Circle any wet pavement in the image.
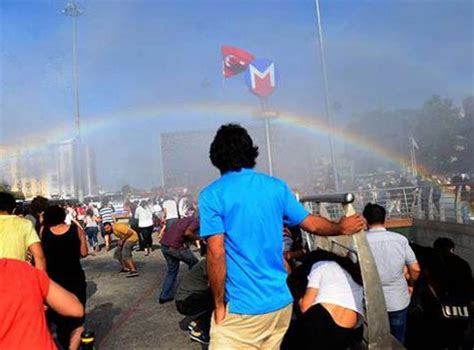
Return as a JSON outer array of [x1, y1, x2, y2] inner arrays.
[[82, 240, 205, 350]]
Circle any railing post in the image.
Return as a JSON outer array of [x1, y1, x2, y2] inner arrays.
[[428, 188, 434, 220], [439, 187, 446, 222], [415, 189, 423, 219], [317, 202, 332, 251], [455, 186, 463, 224], [402, 188, 409, 218]]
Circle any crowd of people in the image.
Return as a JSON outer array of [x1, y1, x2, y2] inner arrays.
[[1, 123, 473, 349]]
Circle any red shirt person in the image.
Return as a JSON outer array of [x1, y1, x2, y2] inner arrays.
[[0, 259, 84, 350]]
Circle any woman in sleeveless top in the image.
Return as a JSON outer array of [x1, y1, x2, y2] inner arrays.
[[42, 205, 88, 350]]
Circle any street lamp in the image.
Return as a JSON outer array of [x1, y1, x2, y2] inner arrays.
[[313, 0, 340, 192], [63, 1, 83, 200]]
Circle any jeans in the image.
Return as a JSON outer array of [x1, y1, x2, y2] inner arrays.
[[388, 307, 408, 345], [159, 246, 198, 300], [85, 227, 99, 248]]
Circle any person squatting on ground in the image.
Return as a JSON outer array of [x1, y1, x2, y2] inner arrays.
[[175, 258, 212, 345], [0, 258, 84, 350], [103, 222, 140, 278], [159, 216, 200, 304], [363, 203, 421, 344], [41, 205, 88, 350], [198, 124, 365, 349], [0, 191, 46, 271]]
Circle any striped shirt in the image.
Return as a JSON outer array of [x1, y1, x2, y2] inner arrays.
[[99, 207, 114, 224]]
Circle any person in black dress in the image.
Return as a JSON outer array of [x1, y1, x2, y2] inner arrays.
[[42, 205, 88, 350]]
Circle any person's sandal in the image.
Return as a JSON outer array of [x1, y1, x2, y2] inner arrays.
[[126, 271, 139, 278]]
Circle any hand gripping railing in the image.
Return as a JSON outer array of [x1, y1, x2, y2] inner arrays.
[[300, 193, 404, 350]]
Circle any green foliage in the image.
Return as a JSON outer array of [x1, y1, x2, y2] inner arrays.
[[414, 95, 464, 174], [344, 94, 472, 175], [0, 183, 25, 200]]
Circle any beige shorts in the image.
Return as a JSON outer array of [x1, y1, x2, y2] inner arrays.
[[209, 303, 292, 350]]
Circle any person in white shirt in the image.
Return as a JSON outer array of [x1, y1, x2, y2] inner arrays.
[[162, 197, 179, 227], [299, 254, 364, 350], [135, 200, 154, 256], [152, 200, 163, 219]]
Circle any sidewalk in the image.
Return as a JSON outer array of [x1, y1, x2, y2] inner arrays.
[[82, 244, 204, 349]]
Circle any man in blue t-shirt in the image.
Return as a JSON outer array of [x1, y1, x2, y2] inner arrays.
[[199, 124, 365, 349]]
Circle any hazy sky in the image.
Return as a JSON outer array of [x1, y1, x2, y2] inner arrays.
[[1, 0, 472, 190]]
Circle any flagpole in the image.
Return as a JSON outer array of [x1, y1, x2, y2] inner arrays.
[[314, 0, 339, 192], [158, 133, 165, 188]]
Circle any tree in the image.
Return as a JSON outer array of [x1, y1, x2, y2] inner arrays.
[[0, 183, 11, 192], [121, 184, 131, 196], [459, 96, 474, 173], [414, 95, 463, 174], [0, 183, 25, 200]]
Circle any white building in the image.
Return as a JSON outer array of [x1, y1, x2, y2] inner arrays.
[[0, 140, 97, 200]]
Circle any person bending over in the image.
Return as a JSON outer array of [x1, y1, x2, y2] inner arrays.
[[103, 222, 139, 278], [299, 253, 364, 350]]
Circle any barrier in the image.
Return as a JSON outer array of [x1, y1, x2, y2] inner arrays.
[[300, 193, 404, 349], [331, 185, 473, 224]]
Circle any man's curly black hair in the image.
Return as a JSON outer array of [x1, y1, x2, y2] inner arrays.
[[210, 124, 259, 174]]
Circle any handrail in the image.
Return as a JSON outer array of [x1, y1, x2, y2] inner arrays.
[[300, 192, 354, 204]]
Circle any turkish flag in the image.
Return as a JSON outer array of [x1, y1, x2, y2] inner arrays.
[[221, 46, 255, 78]]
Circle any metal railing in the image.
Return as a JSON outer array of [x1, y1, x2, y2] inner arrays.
[[300, 193, 404, 350], [308, 186, 472, 224]]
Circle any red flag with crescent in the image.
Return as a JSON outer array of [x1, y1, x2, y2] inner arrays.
[[221, 46, 255, 78]]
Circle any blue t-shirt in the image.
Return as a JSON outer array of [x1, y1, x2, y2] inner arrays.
[[199, 168, 309, 315]]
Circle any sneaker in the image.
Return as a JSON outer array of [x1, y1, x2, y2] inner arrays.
[[126, 271, 139, 278], [187, 320, 198, 332], [119, 268, 131, 273], [189, 329, 209, 345]]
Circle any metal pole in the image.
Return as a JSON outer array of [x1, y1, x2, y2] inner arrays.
[[314, 0, 339, 191], [64, 1, 83, 201], [158, 134, 165, 188], [264, 118, 273, 176], [72, 15, 80, 140]]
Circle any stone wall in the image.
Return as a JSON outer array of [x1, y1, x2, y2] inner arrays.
[[410, 219, 474, 269]]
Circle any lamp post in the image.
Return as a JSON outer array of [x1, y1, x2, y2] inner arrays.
[[314, 0, 339, 191], [63, 1, 83, 200]]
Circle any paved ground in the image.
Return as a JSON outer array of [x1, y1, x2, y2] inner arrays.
[[82, 239, 206, 350]]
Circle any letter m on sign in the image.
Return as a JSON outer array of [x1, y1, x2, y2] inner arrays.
[[247, 60, 276, 98]]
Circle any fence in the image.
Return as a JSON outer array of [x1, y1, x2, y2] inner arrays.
[[305, 186, 472, 224]]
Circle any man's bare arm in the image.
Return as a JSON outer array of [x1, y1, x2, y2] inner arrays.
[[407, 262, 421, 286], [29, 242, 46, 271], [207, 234, 226, 324], [299, 213, 365, 236]]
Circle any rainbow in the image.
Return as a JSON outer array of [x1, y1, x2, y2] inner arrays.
[[0, 102, 429, 176]]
